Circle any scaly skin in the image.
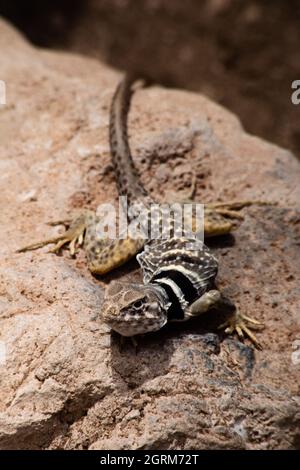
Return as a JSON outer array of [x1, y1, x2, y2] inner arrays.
[[18, 75, 266, 347]]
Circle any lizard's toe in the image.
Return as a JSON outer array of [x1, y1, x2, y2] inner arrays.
[[219, 310, 264, 350]]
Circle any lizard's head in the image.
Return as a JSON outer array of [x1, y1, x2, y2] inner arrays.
[[101, 281, 169, 336]]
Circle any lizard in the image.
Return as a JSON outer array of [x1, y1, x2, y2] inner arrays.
[[18, 74, 265, 348]]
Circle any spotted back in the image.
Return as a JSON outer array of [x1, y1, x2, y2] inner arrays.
[[137, 237, 219, 302]]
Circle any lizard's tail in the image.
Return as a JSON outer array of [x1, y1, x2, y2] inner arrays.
[[109, 74, 151, 208]]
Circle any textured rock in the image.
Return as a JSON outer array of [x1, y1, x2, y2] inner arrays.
[[0, 18, 299, 450]]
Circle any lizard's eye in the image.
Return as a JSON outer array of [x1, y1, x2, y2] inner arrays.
[[134, 300, 144, 309]]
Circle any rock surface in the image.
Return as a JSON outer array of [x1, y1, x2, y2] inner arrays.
[[0, 19, 299, 449]]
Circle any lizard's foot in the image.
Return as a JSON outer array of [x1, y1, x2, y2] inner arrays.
[[218, 310, 264, 350], [207, 200, 271, 219], [17, 213, 89, 256], [204, 200, 273, 237]]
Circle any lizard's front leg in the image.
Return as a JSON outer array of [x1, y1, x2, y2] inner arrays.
[[185, 290, 264, 349]]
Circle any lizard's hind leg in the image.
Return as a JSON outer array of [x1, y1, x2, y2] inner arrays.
[[18, 210, 145, 276], [85, 230, 145, 276], [203, 200, 272, 237], [17, 211, 94, 256], [208, 200, 271, 220]]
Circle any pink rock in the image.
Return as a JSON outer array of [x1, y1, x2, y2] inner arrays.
[[0, 18, 299, 450]]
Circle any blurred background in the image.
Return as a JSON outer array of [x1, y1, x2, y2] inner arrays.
[[0, 0, 299, 157]]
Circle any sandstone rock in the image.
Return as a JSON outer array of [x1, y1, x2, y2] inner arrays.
[[0, 18, 299, 449]]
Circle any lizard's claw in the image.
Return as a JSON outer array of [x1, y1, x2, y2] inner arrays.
[[218, 310, 264, 350], [47, 218, 72, 227], [48, 229, 84, 256]]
